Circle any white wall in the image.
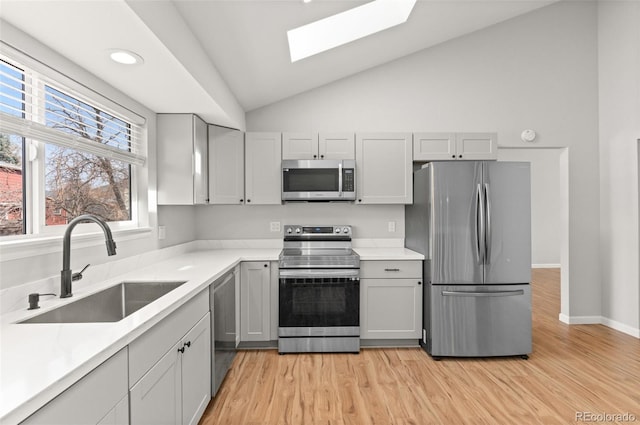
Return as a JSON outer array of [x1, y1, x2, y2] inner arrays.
[[498, 148, 561, 267], [597, 1, 640, 335], [247, 2, 602, 320], [194, 204, 404, 240]]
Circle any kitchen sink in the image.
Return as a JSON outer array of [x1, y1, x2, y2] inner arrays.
[[19, 281, 187, 324]]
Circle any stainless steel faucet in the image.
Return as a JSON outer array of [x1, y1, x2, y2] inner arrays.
[[60, 214, 117, 298]]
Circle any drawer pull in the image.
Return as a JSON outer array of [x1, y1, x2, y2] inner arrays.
[[384, 268, 401, 272]]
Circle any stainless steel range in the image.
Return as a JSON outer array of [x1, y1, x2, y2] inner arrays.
[[278, 225, 360, 353]]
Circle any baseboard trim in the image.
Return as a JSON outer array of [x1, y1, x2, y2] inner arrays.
[[601, 317, 640, 338], [532, 263, 561, 269], [558, 314, 640, 338]]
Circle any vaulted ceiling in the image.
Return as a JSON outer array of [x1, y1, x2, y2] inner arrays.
[[0, 0, 555, 128]]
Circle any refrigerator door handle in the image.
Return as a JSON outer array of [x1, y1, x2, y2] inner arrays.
[[484, 183, 492, 264], [475, 183, 485, 264], [442, 290, 525, 297]]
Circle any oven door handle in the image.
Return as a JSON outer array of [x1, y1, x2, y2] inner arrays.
[[279, 269, 360, 280]]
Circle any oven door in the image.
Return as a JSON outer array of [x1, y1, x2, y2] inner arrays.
[[279, 268, 359, 337]]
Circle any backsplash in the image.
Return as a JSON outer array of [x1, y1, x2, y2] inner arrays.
[[0, 242, 197, 315]]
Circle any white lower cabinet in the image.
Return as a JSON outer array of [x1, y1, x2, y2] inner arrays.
[[360, 261, 423, 339], [240, 261, 271, 342], [130, 313, 211, 425], [130, 341, 181, 425], [97, 395, 129, 425], [20, 348, 129, 425], [129, 290, 211, 425]]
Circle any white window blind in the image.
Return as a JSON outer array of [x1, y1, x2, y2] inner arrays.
[[0, 54, 146, 166]]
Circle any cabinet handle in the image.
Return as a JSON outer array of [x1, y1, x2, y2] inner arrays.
[[178, 346, 185, 354], [418, 281, 422, 285], [313, 154, 317, 158], [459, 155, 463, 158], [184, 341, 191, 348], [240, 199, 244, 203], [247, 199, 251, 203], [384, 268, 400, 272], [320, 154, 324, 159], [452, 155, 456, 159], [264, 264, 268, 268]]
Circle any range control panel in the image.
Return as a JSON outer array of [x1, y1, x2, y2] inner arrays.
[[284, 225, 352, 236]]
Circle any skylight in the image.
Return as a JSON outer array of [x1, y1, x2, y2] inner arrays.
[[287, 0, 417, 62]]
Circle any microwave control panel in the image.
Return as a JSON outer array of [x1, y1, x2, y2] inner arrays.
[[342, 169, 355, 192]]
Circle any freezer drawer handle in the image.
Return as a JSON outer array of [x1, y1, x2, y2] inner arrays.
[[441, 290, 525, 298], [384, 268, 401, 272]]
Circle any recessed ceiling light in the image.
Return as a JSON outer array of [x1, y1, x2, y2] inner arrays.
[[287, 0, 416, 62], [108, 49, 144, 65]]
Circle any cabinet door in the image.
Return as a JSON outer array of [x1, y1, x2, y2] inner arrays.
[[245, 132, 282, 205], [455, 132, 497, 160], [318, 132, 355, 159], [158, 114, 196, 205], [96, 395, 129, 425], [130, 342, 182, 425], [240, 262, 271, 341], [413, 133, 456, 161], [282, 132, 318, 159], [21, 349, 128, 425], [360, 278, 422, 339], [209, 125, 244, 204], [182, 313, 212, 425], [355, 133, 413, 204], [193, 115, 209, 204]]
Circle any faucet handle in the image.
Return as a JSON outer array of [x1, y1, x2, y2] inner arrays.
[[72, 264, 90, 282]]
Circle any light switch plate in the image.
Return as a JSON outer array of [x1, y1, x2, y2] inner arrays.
[[388, 221, 396, 232], [158, 226, 166, 240], [270, 222, 281, 232]]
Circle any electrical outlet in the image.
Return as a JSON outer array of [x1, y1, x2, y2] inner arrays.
[[388, 221, 396, 232], [158, 225, 166, 240], [270, 221, 281, 232]]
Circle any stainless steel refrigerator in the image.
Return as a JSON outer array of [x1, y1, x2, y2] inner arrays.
[[405, 161, 532, 358]]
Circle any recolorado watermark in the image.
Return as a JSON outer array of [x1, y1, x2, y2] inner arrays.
[[576, 411, 637, 422]]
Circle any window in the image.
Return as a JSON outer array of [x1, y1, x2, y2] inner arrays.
[[0, 52, 146, 239]]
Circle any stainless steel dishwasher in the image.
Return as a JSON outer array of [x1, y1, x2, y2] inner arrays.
[[210, 269, 237, 396]]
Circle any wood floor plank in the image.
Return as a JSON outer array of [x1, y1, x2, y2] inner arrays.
[[199, 269, 640, 425]]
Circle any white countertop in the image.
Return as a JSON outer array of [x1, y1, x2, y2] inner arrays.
[[0, 246, 421, 423]]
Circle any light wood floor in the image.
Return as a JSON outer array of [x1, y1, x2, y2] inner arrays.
[[199, 269, 640, 425]]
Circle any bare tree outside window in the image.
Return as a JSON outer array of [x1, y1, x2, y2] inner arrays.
[[44, 86, 131, 225]]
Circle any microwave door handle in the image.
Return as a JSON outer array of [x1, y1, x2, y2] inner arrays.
[[338, 161, 343, 198]]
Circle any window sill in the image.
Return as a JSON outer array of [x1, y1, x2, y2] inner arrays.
[[0, 227, 153, 262]]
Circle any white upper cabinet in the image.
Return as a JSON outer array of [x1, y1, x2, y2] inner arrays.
[[208, 125, 245, 205], [413, 133, 456, 161], [319, 132, 355, 159], [157, 114, 209, 205], [355, 133, 413, 204], [455, 132, 498, 160], [245, 132, 282, 205], [283, 132, 355, 160], [282, 132, 317, 160], [413, 132, 497, 161]]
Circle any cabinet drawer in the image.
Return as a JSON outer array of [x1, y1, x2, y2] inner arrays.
[[129, 289, 209, 387], [360, 261, 422, 279]]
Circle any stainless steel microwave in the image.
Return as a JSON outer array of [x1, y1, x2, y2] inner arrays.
[[282, 159, 356, 201]]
